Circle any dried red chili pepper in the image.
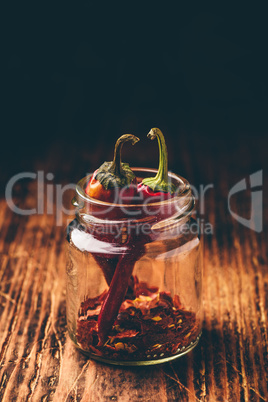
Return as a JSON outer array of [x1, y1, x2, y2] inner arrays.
[[85, 134, 139, 203], [137, 128, 175, 200], [97, 229, 151, 345], [85, 133, 145, 344]]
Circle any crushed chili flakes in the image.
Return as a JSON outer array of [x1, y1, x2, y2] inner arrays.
[[76, 277, 200, 361]]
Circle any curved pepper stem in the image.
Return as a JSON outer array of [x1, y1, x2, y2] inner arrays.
[[110, 134, 139, 177], [142, 128, 175, 194], [95, 134, 139, 190]]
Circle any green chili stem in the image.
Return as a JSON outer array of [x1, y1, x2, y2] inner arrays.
[[150, 128, 168, 184], [142, 128, 175, 193]]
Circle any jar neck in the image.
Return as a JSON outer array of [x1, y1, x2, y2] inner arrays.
[[72, 168, 194, 228]]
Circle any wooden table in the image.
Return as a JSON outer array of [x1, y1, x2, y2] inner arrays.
[[0, 131, 267, 401]]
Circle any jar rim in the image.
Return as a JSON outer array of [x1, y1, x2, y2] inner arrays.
[[72, 168, 195, 224], [75, 167, 192, 208]]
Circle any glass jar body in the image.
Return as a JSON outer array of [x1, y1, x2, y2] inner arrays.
[[65, 169, 202, 366]]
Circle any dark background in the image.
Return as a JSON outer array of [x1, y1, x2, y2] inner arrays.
[[2, 3, 268, 187]]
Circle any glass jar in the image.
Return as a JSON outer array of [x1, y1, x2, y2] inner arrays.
[[66, 168, 202, 366]]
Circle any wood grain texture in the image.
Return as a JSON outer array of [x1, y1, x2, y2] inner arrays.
[[0, 133, 267, 401]]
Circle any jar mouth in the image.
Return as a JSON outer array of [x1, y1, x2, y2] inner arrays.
[[73, 168, 194, 223], [76, 168, 190, 207]]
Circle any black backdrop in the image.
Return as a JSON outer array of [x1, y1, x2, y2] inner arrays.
[[2, 3, 268, 183]]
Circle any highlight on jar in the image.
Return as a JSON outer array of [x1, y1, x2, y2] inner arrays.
[[65, 128, 203, 366]]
